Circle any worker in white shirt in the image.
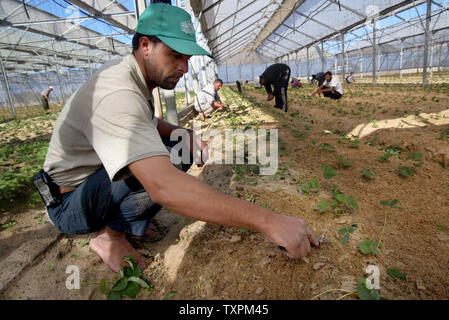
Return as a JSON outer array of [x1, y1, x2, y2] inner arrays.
[[194, 79, 227, 120], [311, 71, 343, 100]]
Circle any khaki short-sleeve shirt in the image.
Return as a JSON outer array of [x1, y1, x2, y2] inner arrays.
[[43, 54, 169, 188]]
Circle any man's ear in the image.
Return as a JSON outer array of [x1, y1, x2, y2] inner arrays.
[[139, 36, 154, 57]]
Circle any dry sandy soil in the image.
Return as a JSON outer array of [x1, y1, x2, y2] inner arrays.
[[0, 79, 448, 300]]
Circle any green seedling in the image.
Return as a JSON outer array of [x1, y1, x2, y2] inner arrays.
[[165, 290, 177, 300], [291, 129, 306, 139], [398, 166, 414, 178], [358, 239, 380, 255], [356, 278, 382, 300], [331, 185, 358, 214], [319, 143, 335, 151], [380, 199, 402, 210], [387, 267, 407, 280], [406, 152, 422, 160], [362, 169, 376, 180], [1, 221, 17, 229], [349, 140, 360, 148], [299, 177, 320, 194], [239, 228, 249, 233], [377, 145, 402, 162], [45, 262, 55, 271], [338, 225, 357, 244], [80, 236, 91, 247], [337, 156, 352, 168], [376, 153, 392, 162], [245, 194, 255, 203], [322, 165, 338, 180], [102, 256, 151, 300], [313, 200, 331, 214]]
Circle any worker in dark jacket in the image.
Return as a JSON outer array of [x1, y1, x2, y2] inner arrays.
[[259, 63, 291, 112], [311, 72, 326, 86]]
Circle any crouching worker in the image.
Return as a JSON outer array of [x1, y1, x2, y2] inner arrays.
[[311, 71, 343, 100], [33, 4, 318, 273], [259, 63, 291, 112], [194, 79, 227, 120]]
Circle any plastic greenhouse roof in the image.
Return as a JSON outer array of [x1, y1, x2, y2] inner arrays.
[[190, 0, 449, 64], [0, 0, 448, 74]]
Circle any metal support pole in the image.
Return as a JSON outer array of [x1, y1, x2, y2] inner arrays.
[[359, 50, 363, 79], [201, 56, 207, 86], [378, 49, 381, 73], [400, 40, 404, 79], [191, 56, 201, 92], [88, 58, 93, 77], [295, 52, 299, 77], [321, 41, 325, 73], [52, 40, 65, 105], [341, 32, 346, 81], [0, 55, 16, 118], [251, 52, 254, 81], [238, 58, 242, 82], [306, 47, 310, 80], [225, 60, 229, 84], [164, 89, 178, 125], [422, 0, 432, 86], [429, 33, 434, 78], [334, 55, 337, 75], [372, 18, 377, 86], [183, 74, 191, 104], [438, 43, 443, 72]]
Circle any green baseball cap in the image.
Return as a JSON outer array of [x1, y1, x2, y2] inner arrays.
[[136, 3, 213, 58]]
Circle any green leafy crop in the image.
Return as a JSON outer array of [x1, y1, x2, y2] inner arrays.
[[299, 177, 320, 194], [358, 239, 380, 255], [102, 256, 151, 300], [387, 267, 407, 280], [338, 225, 357, 244], [322, 165, 338, 180]]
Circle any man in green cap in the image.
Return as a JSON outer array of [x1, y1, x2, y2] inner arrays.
[[37, 3, 317, 273]]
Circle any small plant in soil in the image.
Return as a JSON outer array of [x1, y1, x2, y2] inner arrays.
[[380, 199, 402, 210], [331, 185, 358, 214], [319, 143, 336, 151], [362, 169, 376, 180], [356, 278, 382, 300], [406, 152, 422, 161], [322, 165, 338, 180], [102, 256, 151, 300], [313, 200, 332, 214], [299, 177, 320, 194], [337, 156, 352, 168], [387, 267, 407, 280], [349, 140, 361, 148], [398, 166, 414, 178], [358, 239, 380, 255], [338, 225, 357, 244]]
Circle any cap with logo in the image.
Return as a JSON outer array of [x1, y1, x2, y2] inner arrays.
[[136, 3, 213, 58]]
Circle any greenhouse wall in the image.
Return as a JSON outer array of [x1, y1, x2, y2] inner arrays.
[[218, 45, 449, 82]]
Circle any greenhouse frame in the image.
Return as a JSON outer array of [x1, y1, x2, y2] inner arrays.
[[1, 0, 448, 118]]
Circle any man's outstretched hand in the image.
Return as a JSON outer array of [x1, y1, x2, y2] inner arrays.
[[262, 213, 319, 259]]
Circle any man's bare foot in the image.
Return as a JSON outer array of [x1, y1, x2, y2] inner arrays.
[[89, 226, 146, 273]]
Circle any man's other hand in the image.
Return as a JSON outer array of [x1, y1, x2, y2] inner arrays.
[[267, 93, 274, 101]]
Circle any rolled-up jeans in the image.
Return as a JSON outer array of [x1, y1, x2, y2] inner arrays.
[[46, 137, 192, 236]]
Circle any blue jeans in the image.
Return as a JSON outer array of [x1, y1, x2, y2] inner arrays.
[[46, 137, 192, 236]]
